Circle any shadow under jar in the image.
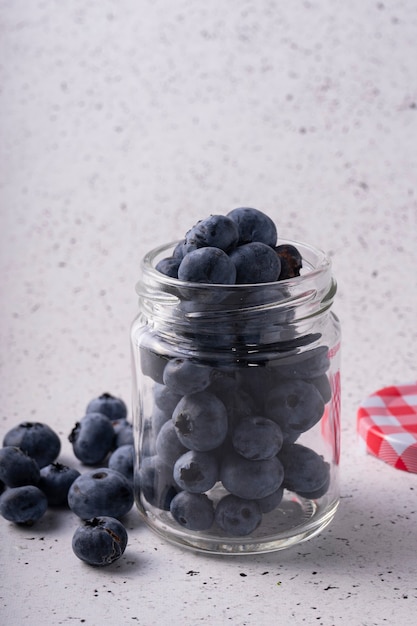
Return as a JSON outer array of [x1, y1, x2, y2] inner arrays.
[[131, 239, 341, 554]]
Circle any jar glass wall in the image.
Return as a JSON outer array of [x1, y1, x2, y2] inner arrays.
[[131, 239, 341, 554]]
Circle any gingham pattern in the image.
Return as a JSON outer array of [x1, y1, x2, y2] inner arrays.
[[357, 382, 417, 473]]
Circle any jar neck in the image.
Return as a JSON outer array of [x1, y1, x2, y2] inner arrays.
[[136, 239, 336, 347]]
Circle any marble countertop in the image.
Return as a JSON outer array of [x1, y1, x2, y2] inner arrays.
[[1, 1, 416, 624]]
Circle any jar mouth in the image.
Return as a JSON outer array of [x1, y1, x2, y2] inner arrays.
[[138, 238, 331, 294]]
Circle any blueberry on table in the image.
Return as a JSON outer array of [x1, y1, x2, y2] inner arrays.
[[172, 390, 228, 452], [232, 416, 283, 460], [137, 455, 179, 510], [3, 421, 61, 468], [275, 244, 303, 280], [163, 357, 214, 396], [108, 445, 134, 484], [228, 242, 281, 284], [0, 446, 40, 487], [68, 413, 115, 466], [0, 485, 48, 525], [178, 246, 237, 284], [227, 207, 278, 247], [72, 516, 128, 567], [68, 468, 134, 519], [86, 392, 128, 422], [170, 491, 215, 531], [173, 450, 219, 493], [183, 214, 239, 254], [220, 450, 284, 500], [214, 494, 262, 537], [39, 462, 81, 507], [279, 443, 331, 499]]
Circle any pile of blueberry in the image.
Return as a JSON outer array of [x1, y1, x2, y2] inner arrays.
[[0, 393, 134, 566], [136, 208, 334, 537]]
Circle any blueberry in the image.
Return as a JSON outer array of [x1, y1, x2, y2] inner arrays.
[[163, 357, 214, 396], [256, 486, 284, 514], [270, 346, 330, 380], [113, 419, 134, 447], [229, 242, 281, 284], [264, 379, 325, 441], [3, 422, 61, 469], [86, 392, 127, 422], [72, 516, 128, 567], [170, 491, 215, 531], [137, 455, 179, 510], [232, 416, 283, 460], [275, 244, 303, 280], [310, 374, 332, 404], [214, 494, 262, 536], [153, 383, 183, 415], [0, 485, 48, 525], [108, 445, 134, 484], [178, 247, 237, 284], [0, 446, 40, 487], [279, 443, 331, 499], [220, 450, 284, 500], [155, 256, 181, 278], [68, 413, 115, 466], [183, 214, 239, 254], [68, 468, 134, 519], [172, 391, 228, 452], [155, 420, 188, 467], [173, 450, 219, 493], [39, 462, 81, 507], [227, 207, 278, 247]]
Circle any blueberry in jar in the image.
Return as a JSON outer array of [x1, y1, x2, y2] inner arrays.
[[173, 450, 219, 493], [214, 494, 262, 537], [172, 390, 228, 452], [227, 207, 278, 247], [170, 491, 215, 531]]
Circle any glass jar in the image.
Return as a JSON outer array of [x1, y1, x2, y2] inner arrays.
[[131, 238, 341, 554]]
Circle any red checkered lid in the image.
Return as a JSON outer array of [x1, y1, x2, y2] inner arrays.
[[357, 382, 417, 473]]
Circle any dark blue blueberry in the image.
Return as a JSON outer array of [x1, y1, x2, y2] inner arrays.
[[155, 420, 188, 467], [72, 516, 128, 567], [137, 455, 179, 510], [153, 383, 183, 415], [68, 468, 134, 519], [270, 346, 330, 380], [229, 242, 281, 284], [0, 446, 40, 487], [172, 391, 228, 452], [183, 215, 239, 254], [39, 462, 81, 507], [86, 392, 127, 422], [3, 422, 61, 469], [150, 405, 172, 435], [170, 491, 215, 531], [279, 443, 331, 499], [68, 413, 115, 466], [220, 450, 284, 500], [113, 419, 134, 447], [264, 379, 325, 441], [275, 244, 303, 280], [108, 445, 134, 484], [178, 247, 237, 284], [0, 485, 48, 525], [155, 256, 181, 278], [227, 207, 277, 247], [310, 374, 332, 404], [232, 416, 283, 460], [214, 494, 262, 536], [256, 486, 284, 514], [173, 450, 219, 493], [163, 357, 214, 396]]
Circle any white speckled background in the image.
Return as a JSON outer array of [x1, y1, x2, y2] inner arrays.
[[1, 1, 416, 624]]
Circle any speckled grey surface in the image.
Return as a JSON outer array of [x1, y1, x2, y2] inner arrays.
[[1, 1, 416, 624]]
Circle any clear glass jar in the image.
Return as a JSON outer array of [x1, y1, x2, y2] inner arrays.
[[131, 239, 341, 554]]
